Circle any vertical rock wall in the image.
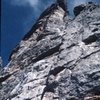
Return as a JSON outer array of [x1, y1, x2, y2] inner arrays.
[[0, 1, 100, 100]]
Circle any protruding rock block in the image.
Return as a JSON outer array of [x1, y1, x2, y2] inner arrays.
[[74, 4, 85, 16]]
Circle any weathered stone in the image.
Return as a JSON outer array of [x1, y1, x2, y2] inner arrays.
[[0, 1, 100, 100]]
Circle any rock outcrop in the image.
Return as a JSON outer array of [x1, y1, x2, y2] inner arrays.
[[0, 1, 100, 100]]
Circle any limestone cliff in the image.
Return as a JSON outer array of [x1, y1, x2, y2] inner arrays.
[[0, 1, 100, 100]]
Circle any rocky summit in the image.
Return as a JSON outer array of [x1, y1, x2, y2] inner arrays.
[[0, 1, 100, 100]]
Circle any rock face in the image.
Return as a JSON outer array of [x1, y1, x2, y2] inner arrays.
[[0, 57, 3, 74], [0, 2, 100, 100], [0, 57, 2, 68]]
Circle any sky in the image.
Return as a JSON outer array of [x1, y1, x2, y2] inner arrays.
[[1, 0, 100, 66]]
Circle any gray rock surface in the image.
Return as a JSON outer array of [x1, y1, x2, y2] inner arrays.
[[0, 57, 3, 75], [0, 1, 100, 100], [0, 57, 2, 68]]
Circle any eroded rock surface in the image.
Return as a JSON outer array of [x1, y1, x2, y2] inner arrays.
[[0, 1, 100, 100]]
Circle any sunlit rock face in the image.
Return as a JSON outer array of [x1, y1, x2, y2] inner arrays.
[[0, 1, 100, 100]]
